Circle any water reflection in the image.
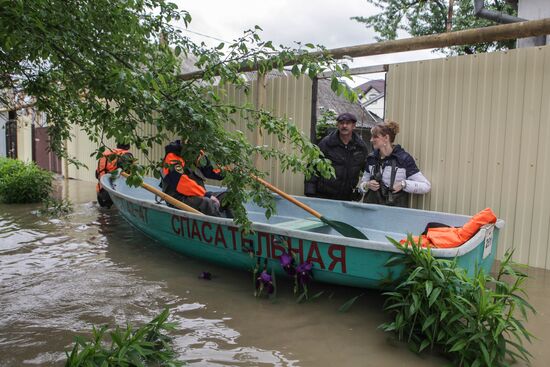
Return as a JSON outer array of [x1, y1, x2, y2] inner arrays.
[[0, 182, 298, 366], [1, 179, 549, 366]]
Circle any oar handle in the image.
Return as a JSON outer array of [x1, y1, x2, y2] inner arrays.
[[251, 174, 323, 219], [120, 172, 203, 215]]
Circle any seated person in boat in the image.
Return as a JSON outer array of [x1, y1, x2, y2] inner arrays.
[[359, 121, 431, 207], [161, 140, 232, 217], [304, 112, 369, 201], [95, 142, 134, 208]]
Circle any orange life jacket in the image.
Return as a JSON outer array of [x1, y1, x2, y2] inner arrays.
[[95, 148, 130, 192], [402, 208, 497, 248], [162, 152, 206, 197]]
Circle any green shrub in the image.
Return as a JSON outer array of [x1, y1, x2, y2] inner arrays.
[[65, 309, 183, 366], [0, 157, 53, 203], [39, 197, 73, 217], [380, 236, 535, 367]]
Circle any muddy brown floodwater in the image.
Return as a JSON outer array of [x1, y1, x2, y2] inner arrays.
[[1, 178, 549, 366]]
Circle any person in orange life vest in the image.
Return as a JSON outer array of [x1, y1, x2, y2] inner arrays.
[[95, 142, 134, 208], [161, 140, 231, 217]]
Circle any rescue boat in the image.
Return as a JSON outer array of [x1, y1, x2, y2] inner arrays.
[[102, 175, 504, 289]]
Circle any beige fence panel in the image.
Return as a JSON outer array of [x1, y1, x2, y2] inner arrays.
[[66, 126, 105, 182], [262, 74, 312, 194], [215, 74, 312, 195], [386, 45, 550, 269], [16, 116, 32, 162]]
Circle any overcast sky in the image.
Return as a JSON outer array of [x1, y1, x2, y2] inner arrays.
[[173, 0, 444, 84]]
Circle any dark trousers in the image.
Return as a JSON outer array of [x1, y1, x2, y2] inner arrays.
[[170, 191, 233, 218], [97, 189, 113, 208]]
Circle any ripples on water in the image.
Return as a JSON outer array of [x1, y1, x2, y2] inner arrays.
[[0, 202, 298, 366], [11, 182, 545, 367]]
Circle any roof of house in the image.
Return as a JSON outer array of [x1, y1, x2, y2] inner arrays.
[[317, 78, 381, 128], [356, 79, 385, 95]]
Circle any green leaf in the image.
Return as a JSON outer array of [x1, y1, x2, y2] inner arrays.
[[480, 342, 491, 366], [421, 314, 436, 332], [449, 339, 468, 352], [425, 280, 433, 298], [428, 287, 441, 307], [338, 294, 363, 313], [419, 339, 430, 352], [330, 77, 339, 92]]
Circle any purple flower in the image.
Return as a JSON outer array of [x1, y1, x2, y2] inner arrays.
[[279, 252, 296, 276], [255, 270, 274, 294], [260, 271, 272, 283], [296, 262, 313, 285], [296, 262, 312, 273], [280, 252, 292, 267]]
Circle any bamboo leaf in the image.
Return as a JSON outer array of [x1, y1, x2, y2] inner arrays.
[[428, 287, 441, 307], [480, 342, 491, 366], [425, 280, 433, 298], [421, 314, 436, 332], [449, 339, 468, 352], [339, 294, 363, 313], [419, 339, 430, 352]]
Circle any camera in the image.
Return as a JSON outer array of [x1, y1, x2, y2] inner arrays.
[[372, 172, 394, 204]]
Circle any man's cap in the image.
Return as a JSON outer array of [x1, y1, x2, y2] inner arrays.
[[336, 112, 357, 123]]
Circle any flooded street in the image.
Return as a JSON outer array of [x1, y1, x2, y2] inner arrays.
[[1, 179, 549, 366]]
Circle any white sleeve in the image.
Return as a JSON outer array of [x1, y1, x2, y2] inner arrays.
[[360, 169, 370, 184], [404, 171, 431, 194]]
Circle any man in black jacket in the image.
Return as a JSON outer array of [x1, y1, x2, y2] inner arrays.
[[305, 113, 369, 201]]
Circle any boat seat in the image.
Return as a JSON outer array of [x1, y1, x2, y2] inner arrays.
[[274, 219, 326, 231]]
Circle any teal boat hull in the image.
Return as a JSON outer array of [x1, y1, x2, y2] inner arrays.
[[103, 176, 504, 289]]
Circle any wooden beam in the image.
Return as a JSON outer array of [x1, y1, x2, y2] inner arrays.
[[323, 18, 549, 60], [318, 65, 388, 79], [178, 18, 550, 81]]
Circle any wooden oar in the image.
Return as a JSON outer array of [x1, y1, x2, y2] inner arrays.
[[251, 175, 368, 240], [119, 172, 203, 215]]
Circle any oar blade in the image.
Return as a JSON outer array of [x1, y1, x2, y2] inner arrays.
[[320, 217, 369, 240]]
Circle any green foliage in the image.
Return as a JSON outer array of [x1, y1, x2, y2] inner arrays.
[[380, 236, 535, 366], [353, 0, 517, 55], [39, 197, 73, 217], [0, 157, 53, 203], [0, 0, 349, 227], [315, 108, 337, 142], [65, 308, 183, 367]]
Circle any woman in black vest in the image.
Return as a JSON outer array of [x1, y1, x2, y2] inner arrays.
[[359, 121, 430, 207]]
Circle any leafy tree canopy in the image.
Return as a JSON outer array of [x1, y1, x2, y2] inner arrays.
[[352, 0, 518, 55], [0, 0, 352, 226]]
